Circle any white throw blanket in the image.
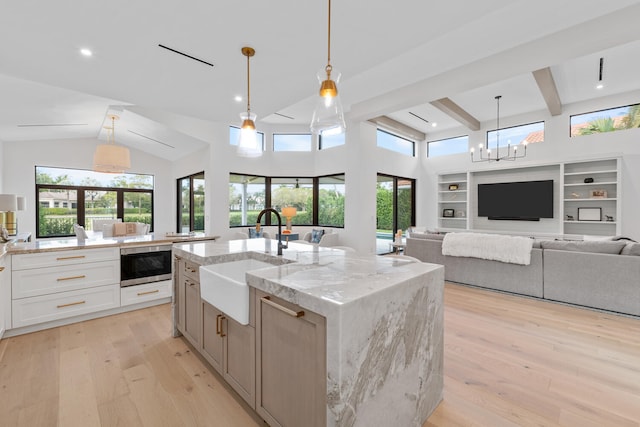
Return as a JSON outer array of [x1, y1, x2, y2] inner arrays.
[[442, 232, 534, 265]]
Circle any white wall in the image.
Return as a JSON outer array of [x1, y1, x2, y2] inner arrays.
[[421, 90, 640, 240], [2, 138, 174, 236]]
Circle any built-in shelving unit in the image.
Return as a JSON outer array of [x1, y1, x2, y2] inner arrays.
[[437, 172, 468, 230], [437, 157, 621, 237], [562, 158, 620, 237]]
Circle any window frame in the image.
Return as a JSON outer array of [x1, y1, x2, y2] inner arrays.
[[273, 133, 313, 152], [486, 121, 545, 148], [176, 171, 205, 233], [569, 103, 640, 137], [229, 172, 345, 229], [427, 135, 469, 157], [376, 129, 416, 157]]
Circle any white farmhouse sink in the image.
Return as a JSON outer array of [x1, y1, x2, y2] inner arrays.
[[199, 259, 276, 325]]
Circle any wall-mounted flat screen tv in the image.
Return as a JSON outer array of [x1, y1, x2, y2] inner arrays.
[[477, 179, 554, 221]]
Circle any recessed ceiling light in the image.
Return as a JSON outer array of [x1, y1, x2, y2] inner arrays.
[[596, 84, 604, 90], [234, 95, 243, 102], [80, 48, 93, 57], [431, 122, 438, 127]]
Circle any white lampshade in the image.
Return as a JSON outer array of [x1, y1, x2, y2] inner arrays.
[[93, 144, 131, 173], [16, 196, 26, 211], [0, 194, 18, 212]]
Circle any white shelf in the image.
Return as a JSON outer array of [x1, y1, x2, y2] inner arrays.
[[564, 181, 617, 187], [439, 217, 466, 220], [564, 220, 616, 225], [439, 179, 464, 184], [564, 198, 617, 202], [438, 190, 467, 194], [564, 169, 617, 176], [438, 200, 466, 204]]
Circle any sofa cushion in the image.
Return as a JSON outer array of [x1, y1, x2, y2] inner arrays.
[[311, 228, 325, 244], [409, 232, 445, 241], [540, 240, 627, 254], [621, 242, 640, 256]]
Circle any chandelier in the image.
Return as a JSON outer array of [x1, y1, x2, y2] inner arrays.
[[470, 95, 527, 162], [93, 114, 131, 173]]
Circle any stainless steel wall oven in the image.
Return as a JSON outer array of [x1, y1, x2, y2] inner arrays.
[[120, 244, 172, 287]]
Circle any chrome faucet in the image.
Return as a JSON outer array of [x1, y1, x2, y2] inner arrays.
[[256, 208, 287, 255]]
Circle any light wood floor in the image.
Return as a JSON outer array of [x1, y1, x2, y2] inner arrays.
[[1, 283, 639, 426]]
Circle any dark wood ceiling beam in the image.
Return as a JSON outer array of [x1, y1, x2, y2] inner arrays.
[[532, 67, 562, 116], [429, 98, 480, 131]]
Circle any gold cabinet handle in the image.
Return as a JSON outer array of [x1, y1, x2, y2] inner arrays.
[[261, 296, 304, 318], [186, 279, 197, 287], [56, 255, 86, 261], [137, 289, 160, 296], [57, 300, 86, 309], [216, 314, 227, 337], [184, 264, 197, 273], [0, 266, 4, 272], [56, 274, 86, 282]]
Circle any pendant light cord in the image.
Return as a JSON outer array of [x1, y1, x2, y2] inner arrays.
[[246, 53, 251, 115], [326, 0, 332, 76]]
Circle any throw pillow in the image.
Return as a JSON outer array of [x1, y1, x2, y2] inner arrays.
[[311, 228, 325, 244], [621, 242, 640, 256], [248, 228, 263, 238]]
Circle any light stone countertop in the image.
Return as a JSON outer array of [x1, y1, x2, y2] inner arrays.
[[5, 232, 219, 255], [172, 238, 444, 426]]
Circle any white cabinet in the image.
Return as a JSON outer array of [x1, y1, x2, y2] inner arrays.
[[0, 256, 8, 338], [562, 158, 621, 237], [11, 248, 120, 328], [121, 280, 172, 307], [437, 172, 468, 230]]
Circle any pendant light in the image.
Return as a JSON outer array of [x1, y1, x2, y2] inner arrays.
[[237, 46, 262, 157], [93, 114, 131, 173], [470, 96, 527, 162], [310, 0, 346, 136]]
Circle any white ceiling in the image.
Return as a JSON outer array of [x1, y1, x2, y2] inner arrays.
[[1, 1, 640, 159]]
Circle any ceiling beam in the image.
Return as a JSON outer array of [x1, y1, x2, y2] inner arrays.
[[368, 116, 426, 141], [532, 67, 562, 116], [430, 98, 480, 131]]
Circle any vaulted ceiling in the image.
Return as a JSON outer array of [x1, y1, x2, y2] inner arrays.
[[1, 1, 639, 160]]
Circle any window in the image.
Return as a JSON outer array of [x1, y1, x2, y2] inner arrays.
[[376, 174, 415, 253], [487, 121, 544, 148], [229, 126, 265, 151], [319, 133, 345, 149], [177, 172, 205, 233], [427, 135, 469, 157], [35, 166, 154, 238], [318, 174, 345, 227], [376, 129, 415, 156], [270, 177, 313, 225], [229, 174, 266, 226], [273, 134, 312, 152], [570, 103, 640, 137], [228, 173, 345, 228]]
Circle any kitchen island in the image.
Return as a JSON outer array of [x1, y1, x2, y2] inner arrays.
[[172, 238, 444, 427]]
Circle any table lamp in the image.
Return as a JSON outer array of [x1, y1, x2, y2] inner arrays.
[[0, 194, 18, 239], [281, 207, 297, 231]]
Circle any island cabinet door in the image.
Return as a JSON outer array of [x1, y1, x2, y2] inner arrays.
[[201, 301, 224, 373], [223, 313, 255, 407], [255, 290, 326, 427], [181, 262, 202, 347]]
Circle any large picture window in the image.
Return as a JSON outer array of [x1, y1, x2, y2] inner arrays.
[[229, 173, 345, 228], [35, 166, 154, 238], [177, 172, 205, 233]]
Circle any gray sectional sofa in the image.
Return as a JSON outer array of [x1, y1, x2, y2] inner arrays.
[[406, 233, 640, 316]]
